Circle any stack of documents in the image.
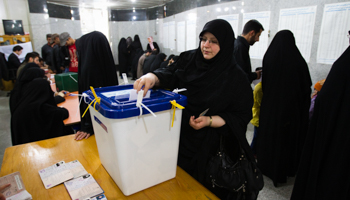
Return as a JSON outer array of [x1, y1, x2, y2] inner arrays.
[[38, 160, 105, 200]]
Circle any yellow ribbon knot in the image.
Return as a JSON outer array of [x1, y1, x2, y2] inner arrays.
[[82, 86, 101, 118], [170, 100, 185, 127]]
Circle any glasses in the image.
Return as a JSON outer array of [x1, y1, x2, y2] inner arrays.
[[199, 37, 219, 45]]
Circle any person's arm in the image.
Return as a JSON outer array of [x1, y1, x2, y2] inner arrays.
[[234, 45, 256, 83], [189, 115, 226, 130]]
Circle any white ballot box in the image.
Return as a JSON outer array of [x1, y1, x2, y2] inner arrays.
[[84, 85, 187, 196]]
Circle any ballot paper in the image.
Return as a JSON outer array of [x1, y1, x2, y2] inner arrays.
[[0, 172, 32, 200], [38, 161, 74, 189], [64, 174, 104, 200], [66, 160, 89, 179]]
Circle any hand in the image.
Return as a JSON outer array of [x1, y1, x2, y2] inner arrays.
[[133, 73, 159, 97], [256, 70, 262, 79], [0, 183, 11, 200], [74, 131, 91, 141], [189, 116, 210, 130], [311, 89, 318, 98], [60, 67, 65, 71], [61, 90, 70, 97]]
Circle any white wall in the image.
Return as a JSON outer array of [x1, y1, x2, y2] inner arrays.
[[110, 0, 350, 86], [0, 0, 30, 35]]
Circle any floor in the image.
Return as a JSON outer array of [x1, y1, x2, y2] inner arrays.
[[0, 77, 295, 199]]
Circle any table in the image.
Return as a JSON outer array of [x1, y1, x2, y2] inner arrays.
[[57, 91, 80, 126], [50, 82, 81, 126], [0, 135, 219, 200]]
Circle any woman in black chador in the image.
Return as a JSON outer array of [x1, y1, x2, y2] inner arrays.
[[118, 37, 128, 77], [150, 53, 166, 72], [257, 30, 312, 186], [159, 54, 174, 69], [11, 67, 68, 145], [74, 31, 118, 140], [130, 35, 143, 79], [291, 46, 350, 200], [134, 19, 259, 199]]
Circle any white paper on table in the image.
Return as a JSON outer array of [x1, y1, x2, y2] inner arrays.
[[64, 174, 104, 200], [6, 190, 32, 200], [38, 161, 74, 189], [66, 160, 89, 178]]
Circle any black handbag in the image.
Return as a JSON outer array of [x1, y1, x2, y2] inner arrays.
[[206, 136, 264, 194]]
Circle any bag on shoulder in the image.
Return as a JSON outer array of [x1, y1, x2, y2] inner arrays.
[[206, 136, 264, 194]]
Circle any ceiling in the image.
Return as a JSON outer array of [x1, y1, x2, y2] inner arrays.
[[47, 0, 173, 10]]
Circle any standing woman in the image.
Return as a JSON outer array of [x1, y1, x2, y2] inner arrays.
[[134, 19, 257, 199], [130, 35, 143, 80], [290, 46, 350, 200], [118, 38, 128, 78], [74, 31, 118, 140], [257, 30, 312, 186], [146, 36, 160, 54]]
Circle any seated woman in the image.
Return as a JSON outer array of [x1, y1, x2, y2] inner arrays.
[[10, 67, 69, 145], [134, 19, 257, 199], [150, 53, 167, 72]]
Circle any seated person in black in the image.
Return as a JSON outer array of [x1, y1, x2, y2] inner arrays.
[[10, 67, 69, 145]]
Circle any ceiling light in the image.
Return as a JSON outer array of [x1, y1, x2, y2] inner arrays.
[[216, 8, 221, 12], [232, 6, 236, 10], [224, 7, 229, 11], [71, 10, 74, 14], [133, 16, 136, 20], [241, 9, 244, 13]]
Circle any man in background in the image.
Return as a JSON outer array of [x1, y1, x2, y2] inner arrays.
[[59, 32, 78, 72], [16, 52, 40, 77], [7, 45, 23, 80], [51, 33, 64, 74], [41, 34, 53, 70], [234, 20, 263, 83]]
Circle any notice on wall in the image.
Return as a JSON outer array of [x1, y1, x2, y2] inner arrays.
[[186, 19, 197, 50], [177, 21, 186, 53], [242, 11, 271, 59], [278, 6, 317, 63], [163, 22, 169, 48], [168, 21, 176, 50], [217, 14, 239, 36], [317, 2, 350, 64]]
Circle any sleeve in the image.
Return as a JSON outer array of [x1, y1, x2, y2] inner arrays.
[[256, 84, 263, 107], [234, 45, 257, 83], [51, 49, 56, 71], [153, 42, 160, 53], [41, 46, 46, 61], [9, 54, 21, 68], [217, 74, 255, 160]]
